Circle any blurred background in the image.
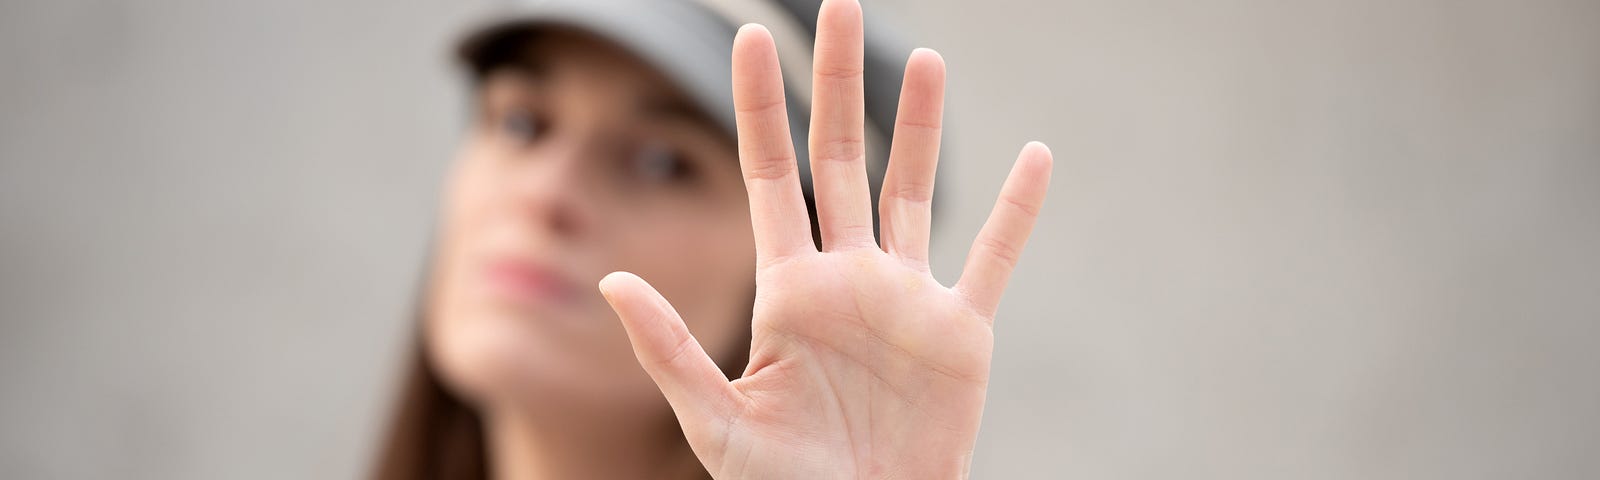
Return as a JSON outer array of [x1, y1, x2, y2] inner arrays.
[[2, 0, 1597, 478]]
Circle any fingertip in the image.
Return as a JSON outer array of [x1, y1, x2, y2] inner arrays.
[[1023, 141, 1052, 158], [737, 23, 770, 39], [598, 271, 639, 296], [734, 24, 777, 58], [907, 47, 947, 75], [821, 0, 863, 18], [1010, 142, 1054, 189], [817, 0, 864, 40]]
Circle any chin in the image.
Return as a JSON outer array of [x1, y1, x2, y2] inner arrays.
[[426, 306, 668, 416]]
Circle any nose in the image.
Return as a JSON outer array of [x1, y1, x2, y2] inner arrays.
[[507, 139, 598, 239]]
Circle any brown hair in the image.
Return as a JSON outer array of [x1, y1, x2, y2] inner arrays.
[[370, 335, 490, 480], [370, 297, 751, 480]]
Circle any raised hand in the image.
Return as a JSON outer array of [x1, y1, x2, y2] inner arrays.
[[597, 0, 1052, 477]]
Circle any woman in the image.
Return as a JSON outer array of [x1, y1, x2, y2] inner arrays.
[[374, 0, 1053, 478]]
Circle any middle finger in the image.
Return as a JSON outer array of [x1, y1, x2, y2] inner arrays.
[[807, 0, 874, 251]]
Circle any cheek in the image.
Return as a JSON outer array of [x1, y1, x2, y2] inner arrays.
[[420, 147, 757, 409], [621, 206, 757, 364], [434, 153, 500, 323], [425, 154, 517, 398], [419, 151, 684, 407]]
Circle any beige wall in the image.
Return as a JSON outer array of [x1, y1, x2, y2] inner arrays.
[[2, 0, 1596, 478]]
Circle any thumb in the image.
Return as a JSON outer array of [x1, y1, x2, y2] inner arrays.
[[598, 271, 742, 438]]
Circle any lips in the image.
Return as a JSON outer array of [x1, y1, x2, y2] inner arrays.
[[481, 257, 582, 307]]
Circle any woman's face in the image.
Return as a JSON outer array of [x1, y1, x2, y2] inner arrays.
[[426, 29, 756, 416]]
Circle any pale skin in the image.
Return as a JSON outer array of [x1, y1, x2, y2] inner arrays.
[[597, 0, 1055, 478]]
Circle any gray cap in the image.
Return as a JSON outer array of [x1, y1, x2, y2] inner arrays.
[[455, 0, 917, 214]]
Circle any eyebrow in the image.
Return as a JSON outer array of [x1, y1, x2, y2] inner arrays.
[[641, 96, 727, 140], [476, 52, 728, 142], [478, 59, 545, 88]]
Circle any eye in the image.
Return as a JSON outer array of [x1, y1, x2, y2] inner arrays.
[[497, 108, 545, 145], [631, 141, 698, 184]]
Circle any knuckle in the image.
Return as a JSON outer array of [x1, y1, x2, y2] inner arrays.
[[813, 64, 865, 81], [1000, 194, 1041, 218], [742, 156, 796, 181], [885, 181, 935, 203], [734, 96, 787, 116], [657, 333, 701, 369], [978, 235, 1022, 268], [829, 223, 877, 241], [895, 118, 942, 133], [811, 137, 866, 164]]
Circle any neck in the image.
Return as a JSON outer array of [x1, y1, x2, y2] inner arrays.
[[483, 402, 706, 480]]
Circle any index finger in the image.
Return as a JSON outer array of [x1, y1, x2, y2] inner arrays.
[[733, 24, 816, 264]]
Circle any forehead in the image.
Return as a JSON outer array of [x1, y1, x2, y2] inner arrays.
[[478, 27, 724, 131], [479, 28, 673, 101], [489, 28, 729, 120], [537, 29, 666, 80]]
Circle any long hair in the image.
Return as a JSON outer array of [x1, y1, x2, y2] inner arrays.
[[369, 289, 752, 480], [370, 331, 490, 480]]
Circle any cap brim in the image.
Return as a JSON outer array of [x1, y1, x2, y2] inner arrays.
[[456, 1, 743, 137]]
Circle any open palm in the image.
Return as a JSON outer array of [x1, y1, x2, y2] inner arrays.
[[598, 0, 1053, 478]]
